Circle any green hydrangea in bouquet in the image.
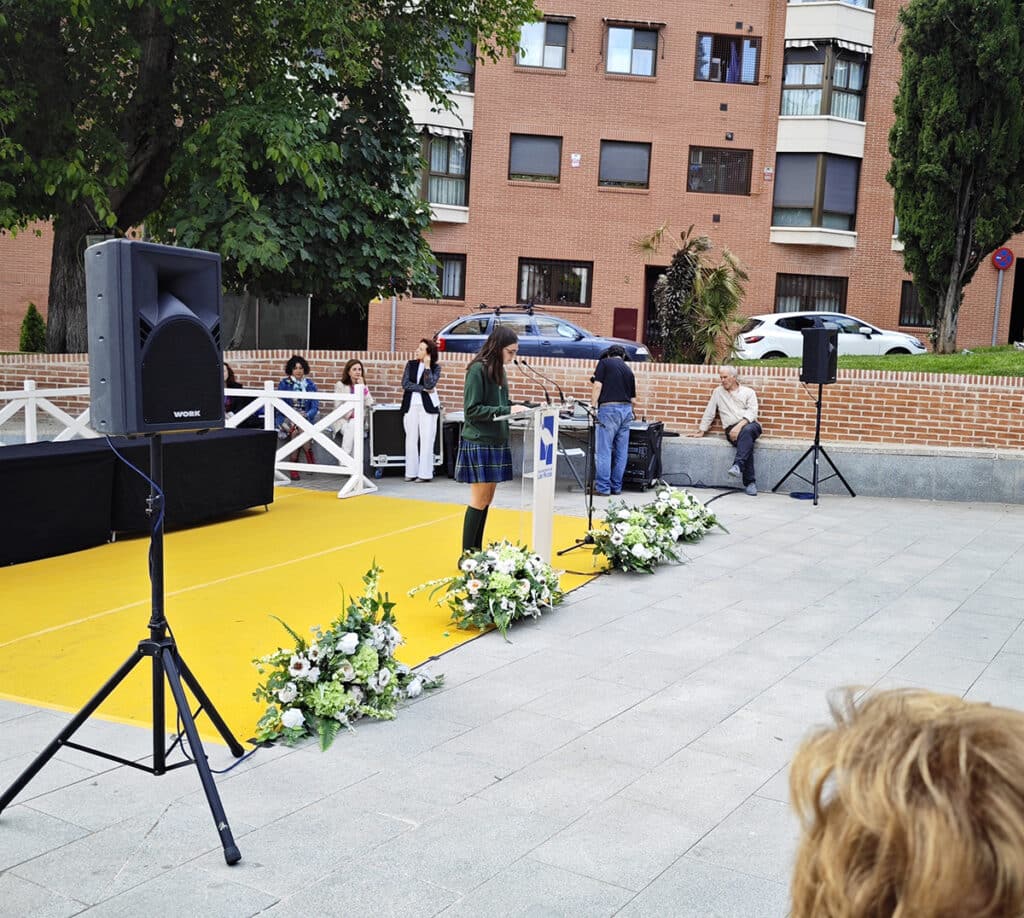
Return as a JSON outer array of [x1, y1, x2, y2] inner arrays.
[[252, 564, 442, 750], [410, 540, 563, 639]]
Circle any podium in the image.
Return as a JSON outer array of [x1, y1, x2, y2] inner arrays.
[[512, 405, 560, 564]]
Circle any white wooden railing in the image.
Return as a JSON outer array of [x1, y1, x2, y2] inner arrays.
[[0, 379, 375, 499]]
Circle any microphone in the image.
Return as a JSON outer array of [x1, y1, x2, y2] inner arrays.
[[519, 357, 567, 405], [514, 358, 551, 405]]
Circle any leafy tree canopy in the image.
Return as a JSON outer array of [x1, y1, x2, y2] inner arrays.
[[0, 0, 538, 351], [887, 0, 1024, 353]]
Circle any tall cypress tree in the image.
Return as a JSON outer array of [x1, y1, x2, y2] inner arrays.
[[887, 0, 1024, 353]]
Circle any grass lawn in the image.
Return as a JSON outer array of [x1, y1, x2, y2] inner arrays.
[[735, 345, 1024, 377]]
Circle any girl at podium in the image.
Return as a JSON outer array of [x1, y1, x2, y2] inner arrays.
[[455, 325, 524, 556]]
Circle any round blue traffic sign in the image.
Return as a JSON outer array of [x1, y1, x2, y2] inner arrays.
[[992, 247, 1014, 270]]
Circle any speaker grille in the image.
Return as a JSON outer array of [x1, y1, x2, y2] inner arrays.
[[141, 317, 223, 425]]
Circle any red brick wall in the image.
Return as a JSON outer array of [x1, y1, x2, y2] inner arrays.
[[4, 351, 1022, 451], [0, 223, 53, 351]]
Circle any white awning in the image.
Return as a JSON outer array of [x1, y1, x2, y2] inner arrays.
[[784, 37, 872, 55], [420, 124, 464, 139]]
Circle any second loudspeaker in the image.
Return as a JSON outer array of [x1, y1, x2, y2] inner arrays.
[[800, 327, 838, 385]]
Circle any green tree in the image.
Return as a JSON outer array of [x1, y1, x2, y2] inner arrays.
[[644, 226, 747, 364], [887, 0, 1024, 353], [0, 0, 537, 352], [19, 302, 47, 352]]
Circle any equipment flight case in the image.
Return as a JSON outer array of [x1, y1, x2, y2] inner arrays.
[[623, 421, 664, 491], [368, 404, 443, 478]]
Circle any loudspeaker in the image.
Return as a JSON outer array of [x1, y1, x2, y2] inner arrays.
[[800, 327, 838, 385], [86, 240, 224, 435]]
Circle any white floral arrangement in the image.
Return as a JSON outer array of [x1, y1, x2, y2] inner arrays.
[[252, 564, 442, 750], [646, 485, 728, 543], [589, 485, 725, 573], [409, 540, 563, 639]]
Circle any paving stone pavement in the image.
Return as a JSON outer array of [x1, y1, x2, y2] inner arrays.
[[2, 472, 1024, 916]]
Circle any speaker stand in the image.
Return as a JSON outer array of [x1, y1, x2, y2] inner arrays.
[[771, 384, 855, 506], [0, 435, 245, 865]]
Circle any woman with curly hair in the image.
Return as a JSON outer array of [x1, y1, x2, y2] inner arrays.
[[790, 687, 1024, 918]]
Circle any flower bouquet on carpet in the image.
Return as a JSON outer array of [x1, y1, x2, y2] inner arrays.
[[252, 564, 442, 750], [409, 540, 563, 639], [646, 485, 728, 542]]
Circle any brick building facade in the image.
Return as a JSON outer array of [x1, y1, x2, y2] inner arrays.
[[3, 1, 1024, 354], [372, 0, 1024, 353]]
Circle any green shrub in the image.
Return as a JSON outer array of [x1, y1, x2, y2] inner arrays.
[[19, 302, 47, 353]]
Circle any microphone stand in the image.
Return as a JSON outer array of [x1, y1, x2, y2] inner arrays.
[[519, 358, 567, 406], [557, 398, 601, 557], [513, 358, 552, 406]]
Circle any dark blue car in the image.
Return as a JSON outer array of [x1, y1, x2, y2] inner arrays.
[[436, 308, 650, 361]]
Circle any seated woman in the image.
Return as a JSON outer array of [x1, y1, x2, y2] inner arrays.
[[333, 357, 374, 457], [276, 354, 319, 480], [790, 687, 1024, 918]]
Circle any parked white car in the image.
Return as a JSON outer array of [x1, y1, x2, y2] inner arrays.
[[735, 312, 928, 359]]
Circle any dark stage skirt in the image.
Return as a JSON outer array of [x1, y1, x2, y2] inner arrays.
[[455, 439, 513, 483]]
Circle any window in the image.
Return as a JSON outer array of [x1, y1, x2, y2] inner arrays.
[[695, 34, 760, 84], [775, 274, 848, 313], [781, 45, 868, 120], [432, 253, 465, 299], [518, 20, 568, 69], [449, 316, 489, 335], [424, 135, 469, 206], [509, 134, 562, 182], [772, 153, 860, 230], [607, 27, 658, 77], [599, 141, 651, 188], [495, 314, 533, 336], [518, 258, 592, 306], [688, 147, 752, 195], [899, 281, 928, 326], [442, 37, 475, 92]]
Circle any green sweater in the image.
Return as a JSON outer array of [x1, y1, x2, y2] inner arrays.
[[461, 361, 510, 445]]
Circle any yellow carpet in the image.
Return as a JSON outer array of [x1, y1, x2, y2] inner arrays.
[[0, 488, 600, 745]]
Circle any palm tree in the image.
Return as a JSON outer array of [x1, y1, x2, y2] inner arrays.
[[647, 226, 747, 364]]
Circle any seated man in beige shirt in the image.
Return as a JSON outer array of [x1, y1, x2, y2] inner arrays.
[[687, 366, 762, 496]]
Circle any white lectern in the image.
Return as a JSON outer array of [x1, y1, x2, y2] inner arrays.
[[517, 405, 560, 564]]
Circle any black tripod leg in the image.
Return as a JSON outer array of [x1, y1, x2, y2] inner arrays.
[[0, 649, 144, 813], [176, 656, 245, 757], [772, 444, 815, 493], [817, 446, 856, 497], [160, 648, 241, 865]]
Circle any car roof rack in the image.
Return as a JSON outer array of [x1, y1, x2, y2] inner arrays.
[[485, 302, 545, 317]]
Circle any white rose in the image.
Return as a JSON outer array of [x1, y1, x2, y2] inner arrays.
[[631, 543, 647, 558], [280, 708, 305, 729], [405, 676, 424, 698], [336, 660, 355, 681], [305, 666, 321, 683], [366, 672, 379, 691], [349, 685, 365, 705], [610, 532, 624, 545], [277, 682, 298, 703], [377, 667, 392, 688], [460, 558, 478, 572], [336, 632, 359, 655], [387, 624, 403, 647], [307, 643, 321, 662], [370, 625, 387, 650], [466, 578, 483, 594], [288, 655, 309, 677]]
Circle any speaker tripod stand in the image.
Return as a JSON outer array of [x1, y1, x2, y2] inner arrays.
[[557, 401, 601, 557], [0, 434, 245, 865], [772, 383, 855, 506]]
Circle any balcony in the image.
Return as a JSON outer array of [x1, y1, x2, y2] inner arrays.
[[785, 1, 875, 52], [776, 116, 865, 159], [770, 226, 857, 248]]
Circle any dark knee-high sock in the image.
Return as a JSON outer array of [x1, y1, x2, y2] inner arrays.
[[476, 506, 489, 549], [463, 506, 485, 554]]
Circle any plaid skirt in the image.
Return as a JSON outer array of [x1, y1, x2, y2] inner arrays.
[[455, 439, 513, 483]]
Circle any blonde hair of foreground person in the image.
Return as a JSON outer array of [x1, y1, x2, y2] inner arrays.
[[790, 688, 1024, 918]]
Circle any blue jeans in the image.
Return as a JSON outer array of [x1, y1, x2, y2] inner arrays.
[[595, 404, 634, 494], [727, 420, 762, 485]]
